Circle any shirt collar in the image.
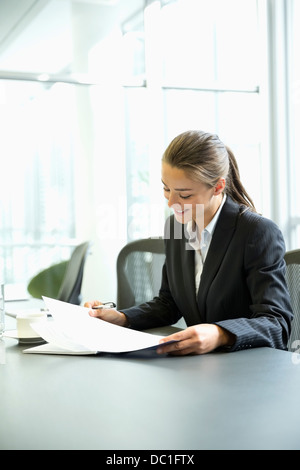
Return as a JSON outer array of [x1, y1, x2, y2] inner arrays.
[[205, 193, 226, 236], [186, 194, 227, 251]]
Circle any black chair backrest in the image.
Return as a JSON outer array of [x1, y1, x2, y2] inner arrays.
[[116, 238, 165, 310], [58, 241, 90, 305], [284, 249, 300, 351]]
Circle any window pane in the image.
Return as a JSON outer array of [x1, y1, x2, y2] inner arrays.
[[124, 0, 263, 242], [163, 89, 216, 141], [217, 91, 263, 212], [0, 80, 76, 284], [289, 0, 300, 248], [121, 8, 145, 83], [124, 87, 152, 240], [161, 0, 259, 88], [161, 0, 216, 85], [213, 0, 259, 86], [163, 89, 262, 210], [0, 0, 145, 77]]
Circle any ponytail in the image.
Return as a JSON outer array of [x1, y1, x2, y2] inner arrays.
[[162, 130, 257, 213], [226, 146, 256, 212]]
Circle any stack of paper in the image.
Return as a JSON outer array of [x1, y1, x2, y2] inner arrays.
[[23, 297, 169, 355]]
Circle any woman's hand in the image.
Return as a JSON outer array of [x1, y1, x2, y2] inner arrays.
[[84, 300, 129, 327], [157, 324, 235, 356]]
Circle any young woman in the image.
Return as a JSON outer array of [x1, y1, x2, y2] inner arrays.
[[85, 130, 293, 355]]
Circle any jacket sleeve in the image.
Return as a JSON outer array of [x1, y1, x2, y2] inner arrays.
[[216, 216, 293, 351], [121, 262, 182, 330]]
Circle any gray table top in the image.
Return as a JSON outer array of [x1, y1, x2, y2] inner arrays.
[[1, 307, 300, 450]]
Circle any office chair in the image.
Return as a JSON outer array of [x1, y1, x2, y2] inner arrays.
[[116, 238, 165, 310], [27, 241, 90, 305], [284, 249, 300, 351]]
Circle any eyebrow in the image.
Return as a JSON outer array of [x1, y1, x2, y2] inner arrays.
[[161, 179, 193, 191]]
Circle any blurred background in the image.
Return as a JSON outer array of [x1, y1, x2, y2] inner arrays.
[[0, 0, 299, 302]]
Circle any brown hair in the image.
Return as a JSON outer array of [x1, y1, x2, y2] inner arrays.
[[162, 130, 256, 212]]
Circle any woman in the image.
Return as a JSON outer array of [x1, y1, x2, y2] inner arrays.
[[85, 130, 293, 355]]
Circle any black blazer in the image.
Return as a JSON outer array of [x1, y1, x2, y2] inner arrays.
[[123, 196, 293, 351]]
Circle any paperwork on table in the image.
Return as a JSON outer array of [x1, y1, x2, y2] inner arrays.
[[23, 297, 172, 355]]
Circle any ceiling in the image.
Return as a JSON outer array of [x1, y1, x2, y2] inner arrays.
[[0, 0, 143, 77]]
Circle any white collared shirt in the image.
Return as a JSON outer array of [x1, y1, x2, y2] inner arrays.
[[186, 194, 227, 295]]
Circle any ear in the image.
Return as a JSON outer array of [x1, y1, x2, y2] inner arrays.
[[214, 178, 226, 195]]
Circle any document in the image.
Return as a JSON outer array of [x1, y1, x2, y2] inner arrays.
[[23, 297, 170, 355]]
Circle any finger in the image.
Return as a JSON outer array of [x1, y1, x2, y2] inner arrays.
[[84, 300, 103, 308], [157, 337, 191, 355], [168, 347, 196, 356], [157, 341, 196, 356], [158, 330, 186, 345], [89, 308, 116, 321], [89, 308, 105, 318]]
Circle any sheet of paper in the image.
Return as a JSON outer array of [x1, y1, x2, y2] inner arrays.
[[28, 319, 97, 353], [28, 297, 169, 354], [23, 342, 97, 355]]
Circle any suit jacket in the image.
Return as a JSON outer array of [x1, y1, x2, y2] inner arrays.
[[123, 196, 293, 351]]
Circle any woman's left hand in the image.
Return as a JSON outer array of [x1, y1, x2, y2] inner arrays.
[[157, 324, 235, 356]]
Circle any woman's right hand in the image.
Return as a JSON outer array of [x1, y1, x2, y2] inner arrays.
[[84, 300, 129, 327]]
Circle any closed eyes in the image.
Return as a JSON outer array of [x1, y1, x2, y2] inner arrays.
[[163, 187, 192, 199]]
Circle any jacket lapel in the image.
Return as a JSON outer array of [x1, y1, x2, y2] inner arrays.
[[180, 236, 201, 322], [197, 197, 240, 320]]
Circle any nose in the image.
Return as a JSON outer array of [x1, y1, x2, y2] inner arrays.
[[167, 191, 179, 208]]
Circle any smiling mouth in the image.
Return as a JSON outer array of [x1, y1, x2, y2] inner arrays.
[[173, 207, 188, 215]]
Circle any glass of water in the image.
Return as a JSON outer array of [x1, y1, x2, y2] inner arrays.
[[0, 284, 4, 337]]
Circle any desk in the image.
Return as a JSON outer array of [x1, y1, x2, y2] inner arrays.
[[1, 310, 300, 450]]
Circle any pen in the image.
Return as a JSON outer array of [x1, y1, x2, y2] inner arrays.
[[92, 302, 116, 310]]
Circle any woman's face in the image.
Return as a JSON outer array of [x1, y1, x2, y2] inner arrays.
[[161, 162, 224, 227]]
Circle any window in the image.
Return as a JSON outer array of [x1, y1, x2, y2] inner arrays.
[[0, 80, 77, 286], [0, 0, 144, 299], [288, 0, 300, 248], [122, 0, 266, 242], [1, 0, 298, 299]]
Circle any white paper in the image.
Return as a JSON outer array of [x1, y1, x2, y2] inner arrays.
[[28, 319, 96, 353], [24, 297, 169, 355], [23, 342, 96, 355]]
